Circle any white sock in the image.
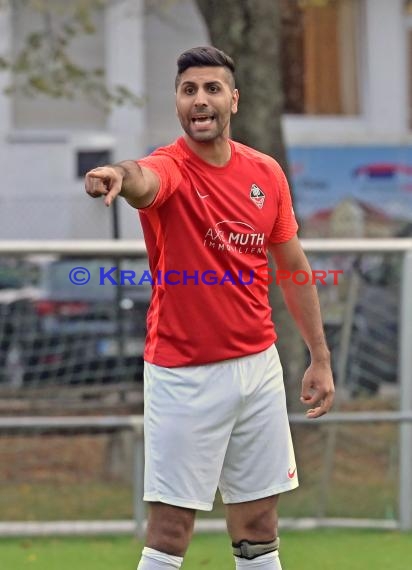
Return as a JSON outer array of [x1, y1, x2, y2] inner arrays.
[[235, 550, 282, 569], [137, 547, 183, 570]]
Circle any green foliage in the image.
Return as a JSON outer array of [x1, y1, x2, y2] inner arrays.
[[0, 0, 144, 110]]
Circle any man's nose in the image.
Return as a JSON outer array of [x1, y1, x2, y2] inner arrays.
[[194, 88, 208, 107]]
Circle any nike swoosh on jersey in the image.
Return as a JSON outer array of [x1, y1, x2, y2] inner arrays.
[[195, 187, 209, 199]]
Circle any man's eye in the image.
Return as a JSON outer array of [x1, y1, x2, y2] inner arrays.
[[209, 85, 219, 93], [185, 87, 195, 95]]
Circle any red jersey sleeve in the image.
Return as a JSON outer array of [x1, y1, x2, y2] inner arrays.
[[269, 166, 298, 243], [137, 147, 183, 210]]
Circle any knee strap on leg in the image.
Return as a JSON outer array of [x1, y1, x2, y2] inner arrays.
[[232, 537, 280, 560]]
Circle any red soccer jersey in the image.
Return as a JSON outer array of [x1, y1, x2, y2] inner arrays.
[[137, 137, 298, 367]]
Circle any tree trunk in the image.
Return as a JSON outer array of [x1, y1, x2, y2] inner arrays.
[[195, 0, 306, 406]]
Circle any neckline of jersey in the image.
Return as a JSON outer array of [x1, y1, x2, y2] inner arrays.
[[177, 137, 236, 173]]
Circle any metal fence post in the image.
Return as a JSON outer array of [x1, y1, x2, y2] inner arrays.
[[133, 421, 145, 539], [399, 250, 412, 531]]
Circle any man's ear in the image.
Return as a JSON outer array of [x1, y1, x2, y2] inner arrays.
[[231, 89, 239, 114]]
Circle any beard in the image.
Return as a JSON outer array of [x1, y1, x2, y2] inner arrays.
[[178, 112, 230, 143]]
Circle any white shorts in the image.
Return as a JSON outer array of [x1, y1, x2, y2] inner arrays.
[[143, 344, 298, 511]]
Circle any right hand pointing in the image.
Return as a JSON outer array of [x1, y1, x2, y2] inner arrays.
[[85, 166, 125, 207]]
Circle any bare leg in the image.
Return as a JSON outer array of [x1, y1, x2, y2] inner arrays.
[[226, 495, 279, 542], [137, 502, 196, 569], [145, 502, 196, 555], [225, 495, 282, 569]]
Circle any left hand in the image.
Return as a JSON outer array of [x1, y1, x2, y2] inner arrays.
[[300, 361, 335, 419]]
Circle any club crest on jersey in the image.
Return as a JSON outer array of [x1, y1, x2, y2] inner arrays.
[[250, 184, 265, 209]]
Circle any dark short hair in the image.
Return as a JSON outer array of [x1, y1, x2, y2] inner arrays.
[[175, 46, 236, 90]]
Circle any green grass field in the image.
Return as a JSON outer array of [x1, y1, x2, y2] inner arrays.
[[1, 530, 411, 570]]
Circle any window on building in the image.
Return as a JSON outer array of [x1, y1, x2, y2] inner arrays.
[[11, 2, 106, 130], [280, 0, 361, 115], [77, 150, 112, 178]]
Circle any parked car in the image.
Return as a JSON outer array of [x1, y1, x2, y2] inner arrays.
[[0, 259, 38, 386], [0, 256, 151, 386]]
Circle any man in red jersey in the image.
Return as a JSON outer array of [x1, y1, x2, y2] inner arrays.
[[85, 46, 334, 570]]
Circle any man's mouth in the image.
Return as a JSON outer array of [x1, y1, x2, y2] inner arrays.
[[191, 114, 215, 126]]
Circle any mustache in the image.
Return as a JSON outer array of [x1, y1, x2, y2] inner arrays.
[[193, 105, 214, 113]]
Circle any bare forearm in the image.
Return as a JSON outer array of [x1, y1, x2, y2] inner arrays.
[[279, 276, 330, 362], [269, 238, 330, 362], [85, 160, 159, 209], [112, 161, 156, 209], [269, 237, 334, 416]]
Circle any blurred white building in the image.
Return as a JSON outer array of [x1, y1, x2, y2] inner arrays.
[[0, 0, 410, 239]]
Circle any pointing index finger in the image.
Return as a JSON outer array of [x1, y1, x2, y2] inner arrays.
[[103, 183, 122, 207]]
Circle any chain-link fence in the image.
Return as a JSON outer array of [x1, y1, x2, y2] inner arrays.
[[0, 253, 150, 389], [0, 240, 411, 534]]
